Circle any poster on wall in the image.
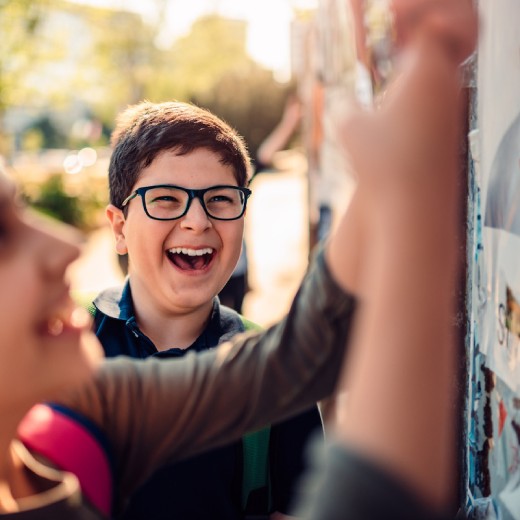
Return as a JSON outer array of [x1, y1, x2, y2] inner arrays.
[[478, 0, 520, 393], [473, 1, 520, 517]]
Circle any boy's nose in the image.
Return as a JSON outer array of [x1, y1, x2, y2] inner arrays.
[[179, 198, 212, 232], [30, 214, 82, 278]]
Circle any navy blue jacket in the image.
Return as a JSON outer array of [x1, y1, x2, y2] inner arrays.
[[92, 282, 323, 519]]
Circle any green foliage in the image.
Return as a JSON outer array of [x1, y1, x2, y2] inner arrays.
[[28, 173, 103, 230], [193, 68, 294, 159], [90, 8, 158, 107], [30, 174, 83, 226], [159, 15, 252, 98], [0, 0, 57, 110], [145, 14, 295, 159], [25, 114, 66, 148], [0, 4, 297, 163]]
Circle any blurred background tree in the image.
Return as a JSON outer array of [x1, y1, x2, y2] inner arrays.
[[29, 174, 85, 227], [24, 173, 105, 230], [193, 66, 292, 160], [0, 0, 50, 154], [0, 0, 296, 226], [1, 2, 293, 155]]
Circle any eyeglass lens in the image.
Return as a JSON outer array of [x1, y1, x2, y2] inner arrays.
[[144, 186, 246, 220]]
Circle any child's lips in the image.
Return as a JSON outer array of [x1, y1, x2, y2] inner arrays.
[[166, 247, 216, 272]]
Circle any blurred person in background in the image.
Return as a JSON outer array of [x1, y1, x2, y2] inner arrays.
[[218, 93, 302, 315]]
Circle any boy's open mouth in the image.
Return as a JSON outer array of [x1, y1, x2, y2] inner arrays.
[[167, 247, 215, 271]]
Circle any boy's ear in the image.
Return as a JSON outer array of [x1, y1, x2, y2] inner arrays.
[[106, 204, 128, 256]]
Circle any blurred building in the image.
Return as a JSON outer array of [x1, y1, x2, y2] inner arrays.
[[289, 0, 391, 248]]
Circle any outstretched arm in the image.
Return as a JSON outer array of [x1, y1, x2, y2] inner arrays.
[[307, 0, 477, 517]]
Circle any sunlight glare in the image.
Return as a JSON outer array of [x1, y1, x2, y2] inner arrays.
[[73, 0, 295, 77]]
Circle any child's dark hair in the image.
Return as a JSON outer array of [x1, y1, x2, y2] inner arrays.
[[108, 101, 252, 208]]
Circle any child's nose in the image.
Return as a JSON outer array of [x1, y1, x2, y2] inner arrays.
[[179, 198, 212, 231], [30, 214, 82, 278]]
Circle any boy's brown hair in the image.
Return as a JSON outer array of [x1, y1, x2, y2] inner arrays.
[[108, 101, 252, 208]]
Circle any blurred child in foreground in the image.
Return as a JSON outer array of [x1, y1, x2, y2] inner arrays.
[[0, 0, 477, 518]]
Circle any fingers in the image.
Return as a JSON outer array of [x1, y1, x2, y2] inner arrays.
[[391, 0, 478, 65]]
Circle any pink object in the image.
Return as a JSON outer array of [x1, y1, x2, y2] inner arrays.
[[18, 403, 113, 516]]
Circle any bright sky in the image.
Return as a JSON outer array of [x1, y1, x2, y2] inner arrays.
[[74, 0, 318, 78]]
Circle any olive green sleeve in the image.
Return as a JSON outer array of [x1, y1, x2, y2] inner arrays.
[[62, 250, 356, 510]]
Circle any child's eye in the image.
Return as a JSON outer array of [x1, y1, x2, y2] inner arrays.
[[154, 196, 176, 202], [150, 196, 182, 207], [208, 195, 232, 203]]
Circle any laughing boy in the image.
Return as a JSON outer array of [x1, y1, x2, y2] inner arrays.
[[92, 101, 322, 520]]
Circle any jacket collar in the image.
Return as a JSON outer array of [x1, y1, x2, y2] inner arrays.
[[93, 279, 134, 321], [93, 279, 245, 352]]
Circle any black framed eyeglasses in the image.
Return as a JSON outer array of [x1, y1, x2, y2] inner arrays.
[[121, 184, 252, 221]]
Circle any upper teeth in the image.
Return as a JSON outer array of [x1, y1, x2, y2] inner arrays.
[[168, 247, 214, 256]]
